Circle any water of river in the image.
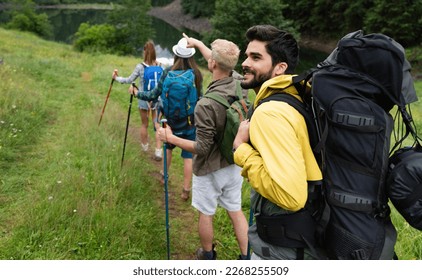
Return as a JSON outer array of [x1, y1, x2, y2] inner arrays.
[[44, 9, 188, 60], [0, 8, 327, 70]]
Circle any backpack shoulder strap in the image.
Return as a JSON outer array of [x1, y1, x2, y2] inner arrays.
[[257, 93, 321, 157], [204, 80, 244, 108], [259, 93, 313, 135], [260, 93, 306, 116], [205, 92, 231, 108], [234, 80, 244, 100]]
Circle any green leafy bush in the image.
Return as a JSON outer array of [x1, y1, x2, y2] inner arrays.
[[5, 3, 53, 39], [73, 23, 118, 54]]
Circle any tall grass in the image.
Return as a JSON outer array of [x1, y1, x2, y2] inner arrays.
[[0, 27, 250, 260], [390, 81, 422, 260], [0, 28, 185, 259], [0, 27, 421, 260]]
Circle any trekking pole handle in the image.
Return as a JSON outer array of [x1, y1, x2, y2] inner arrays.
[[131, 82, 138, 94], [161, 119, 167, 128], [161, 119, 168, 144]]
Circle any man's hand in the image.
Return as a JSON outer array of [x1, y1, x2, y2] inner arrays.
[[157, 126, 173, 143], [182, 32, 211, 61], [233, 119, 250, 150], [183, 32, 202, 49]]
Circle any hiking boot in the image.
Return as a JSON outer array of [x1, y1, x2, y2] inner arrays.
[[153, 148, 162, 161], [238, 254, 248, 260], [141, 143, 149, 152], [195, 245, 217, 260]]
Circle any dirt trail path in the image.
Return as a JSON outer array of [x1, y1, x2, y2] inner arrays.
[[129, 125, 198, 260]]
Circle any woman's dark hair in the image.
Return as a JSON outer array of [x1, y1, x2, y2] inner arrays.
[[172, 56, 203, 95]]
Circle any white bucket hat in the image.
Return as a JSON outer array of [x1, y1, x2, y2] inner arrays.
[[172, 38, 196, 58]]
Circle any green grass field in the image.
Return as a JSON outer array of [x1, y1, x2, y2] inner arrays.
[[0, 27, 421, 260]]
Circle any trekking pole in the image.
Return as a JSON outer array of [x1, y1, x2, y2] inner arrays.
[[98, 69, 117, 126], [161, 119, 171, 260], [121, 83, 136, 168]]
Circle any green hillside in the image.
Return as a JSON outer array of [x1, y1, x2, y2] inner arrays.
[[0, 27, 421, 260]]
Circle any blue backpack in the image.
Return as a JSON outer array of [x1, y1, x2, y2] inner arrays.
[[142, 63, 163, 91], [161, 69, 198, 132]]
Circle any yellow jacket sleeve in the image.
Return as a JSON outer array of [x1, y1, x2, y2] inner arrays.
[[234, 101, 321, 211]]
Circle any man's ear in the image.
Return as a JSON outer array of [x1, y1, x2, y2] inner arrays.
[[211, 59, 218, 70], [274, 62, 288, 75]]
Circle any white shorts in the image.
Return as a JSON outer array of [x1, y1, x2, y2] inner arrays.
[[192, 164, 243, 216]]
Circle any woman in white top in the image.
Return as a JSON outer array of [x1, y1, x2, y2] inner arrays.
[[113, 40, 163, 161]]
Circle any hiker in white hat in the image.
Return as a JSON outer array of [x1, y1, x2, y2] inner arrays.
[[130, 37, 203, 202], [172, 38, 196, 58]]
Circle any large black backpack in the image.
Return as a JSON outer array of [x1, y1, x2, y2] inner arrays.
[[260, 30, 419, 260], [308, 31, 419, 259]]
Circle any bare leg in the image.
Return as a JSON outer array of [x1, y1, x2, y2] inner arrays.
[[151, 109, 162, 160], [161, 148, 172, 185], [198, 212, 214, 251], [166, 148, 172, 172], [139, 108, 149, 150], [227, 210, 249, 256], [151, 110, 162, 151], [181, 157, 192, 200], [183, 158, 192, 191]]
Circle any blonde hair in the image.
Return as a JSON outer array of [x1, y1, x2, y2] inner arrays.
[[210, 39, 240, 72]]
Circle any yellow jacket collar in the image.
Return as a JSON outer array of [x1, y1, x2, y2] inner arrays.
[[254, 75, 309, 107]]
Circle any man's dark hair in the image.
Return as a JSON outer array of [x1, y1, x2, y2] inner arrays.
[[245, 25, 299, 74]]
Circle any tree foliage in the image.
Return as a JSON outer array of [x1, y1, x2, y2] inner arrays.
[[364, 0, 422, 47], [181, 0, 215, 18], [72, 0, 153, 55], [282, 0, 422, 47], [4, 0, 53, 39], [199, 0, 422, 48], [3, 0, 422, 56], [105, 0, 153, 55], [206, 0, 299, 56], [29, 0, 170, 5]]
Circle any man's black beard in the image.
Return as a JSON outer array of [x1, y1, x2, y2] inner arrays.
[[241, 68, 273, 90]]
